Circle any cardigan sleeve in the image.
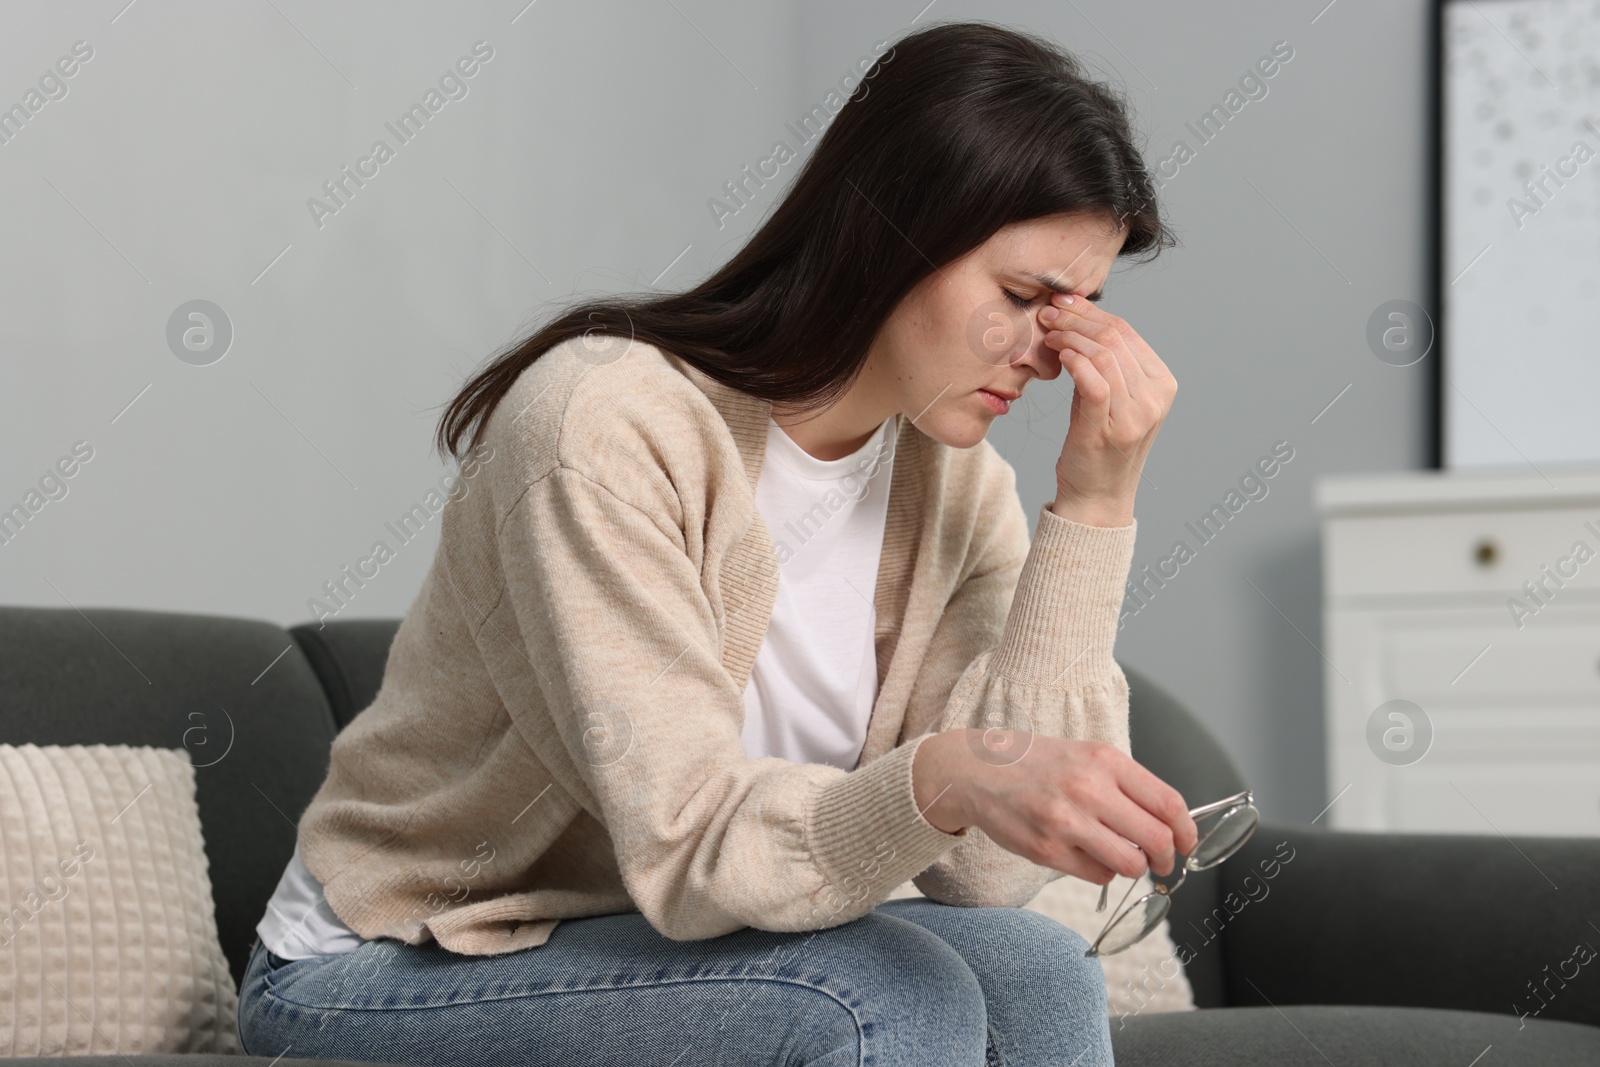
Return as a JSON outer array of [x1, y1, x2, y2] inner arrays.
[[903, 469, 1138, 908], [494, 464, 969, 942]]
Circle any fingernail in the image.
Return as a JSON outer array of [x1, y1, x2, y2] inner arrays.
[[1055, 292, 1076, 306], [1040, 307, 1060, 322]]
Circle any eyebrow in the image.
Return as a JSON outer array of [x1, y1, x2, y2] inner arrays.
[[1019, 271, 1103, 302]]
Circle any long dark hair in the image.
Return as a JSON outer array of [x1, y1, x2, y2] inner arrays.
[[436, 19, 1177, 463]]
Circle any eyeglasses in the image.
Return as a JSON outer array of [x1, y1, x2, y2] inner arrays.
[[1084, 789, 1258, 958]]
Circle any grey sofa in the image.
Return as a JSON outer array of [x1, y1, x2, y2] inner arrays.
[[1, 605, 1596, 1065]]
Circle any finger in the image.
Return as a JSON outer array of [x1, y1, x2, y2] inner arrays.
[[1049, 308, 1139, 404], [1054, 297, 1166, 384], [1069, 813, 1150, 881], [1059, 348, 1112, 433], [1049, 783, 1150, 880], [1114, 762, 1200, 856], [1043, 313, 1132, 399], [1093, 791, 1183, 877], [1053, 333, 1135, 443], [1061, 846, 1118, 885], [1053, 320, 1169, 465]]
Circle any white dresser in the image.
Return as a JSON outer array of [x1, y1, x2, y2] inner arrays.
[[1316, 468, 1600, 837]]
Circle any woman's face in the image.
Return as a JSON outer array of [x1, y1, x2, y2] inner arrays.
[[867, 210, 1129, 450]]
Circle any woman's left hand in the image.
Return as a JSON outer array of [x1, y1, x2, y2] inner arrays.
[[1039, 293, 1176, 527]]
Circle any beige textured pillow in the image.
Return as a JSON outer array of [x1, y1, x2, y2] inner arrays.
[[0, 744, 240, 1056], [888, 871, 1196, 1019]]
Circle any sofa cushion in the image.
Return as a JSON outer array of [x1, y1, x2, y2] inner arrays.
[[4, 1006, 1594, 1067], [0, 744, 238, 1056], [0, 607, 343, 987], [1111, 1004, 1600, 1066]]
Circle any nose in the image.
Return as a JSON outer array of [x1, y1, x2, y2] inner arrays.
[[1012, 317, 1065, 382]]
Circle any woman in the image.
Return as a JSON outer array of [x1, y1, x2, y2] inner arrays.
[[239, 18, 1196, 1067]]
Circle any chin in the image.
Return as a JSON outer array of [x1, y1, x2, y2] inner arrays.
[[917, 413, 991, 449]]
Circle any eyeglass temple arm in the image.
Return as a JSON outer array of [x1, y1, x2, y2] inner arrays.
[[1187, 789, 1253, 820], [1103, 868, 1143, 917]]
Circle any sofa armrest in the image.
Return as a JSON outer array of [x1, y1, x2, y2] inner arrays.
[[1213, 820, 1600, 1028]]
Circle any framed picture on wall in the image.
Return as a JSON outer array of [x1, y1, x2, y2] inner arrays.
[[1437, 0, 1600, 471]]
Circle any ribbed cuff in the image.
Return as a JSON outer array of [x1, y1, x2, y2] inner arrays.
[[806, 733, 967, 926], [989, 500, 1136, 687]]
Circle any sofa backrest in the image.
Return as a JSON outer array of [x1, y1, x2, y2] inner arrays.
[[289, 619, 402, 731], [0, 606, 344, 988]]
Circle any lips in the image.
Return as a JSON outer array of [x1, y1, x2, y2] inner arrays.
[[978, 389, 1013, 414]]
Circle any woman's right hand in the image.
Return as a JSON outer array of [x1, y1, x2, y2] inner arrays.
[[913, 728, 1199, 882]]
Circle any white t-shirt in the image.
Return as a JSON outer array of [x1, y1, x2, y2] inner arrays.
[[256, 413, 898, 959], [255, 840, 367, 959], [740, 412, 896, 770]]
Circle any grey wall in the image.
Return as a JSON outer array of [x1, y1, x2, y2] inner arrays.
[[1, 0, 797, 639], [2, 0, 1435, 826]]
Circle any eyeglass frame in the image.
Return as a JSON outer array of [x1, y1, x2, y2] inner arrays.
[[1083, 788, 1257, 959]]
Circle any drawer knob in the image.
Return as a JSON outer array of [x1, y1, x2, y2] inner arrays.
[[1473, 538, 1499, 567]]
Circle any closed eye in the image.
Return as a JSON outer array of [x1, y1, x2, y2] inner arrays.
[[1001, 289, 1037, 308]]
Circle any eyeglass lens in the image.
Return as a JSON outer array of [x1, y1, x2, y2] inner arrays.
[[1187, 804, 1260, 871], [1089, 796, 1261, 957], [1096, 891, 1172, 955]]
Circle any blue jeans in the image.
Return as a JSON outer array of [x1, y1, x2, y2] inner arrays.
[[237, 897, 1113, 1066]]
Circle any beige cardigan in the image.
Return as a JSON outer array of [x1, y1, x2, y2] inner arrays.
[[297, 334, 1138, 956]]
